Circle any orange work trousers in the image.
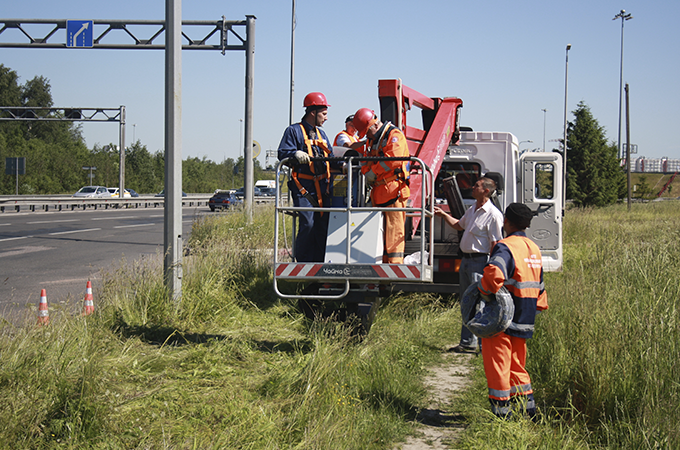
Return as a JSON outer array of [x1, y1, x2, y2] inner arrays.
[[382, 198, 406, 264], [481, 332, 533, 402]]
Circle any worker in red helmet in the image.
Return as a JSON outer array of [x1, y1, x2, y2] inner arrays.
[[353, 108, 411, 264], [333, 115, 366, 155], [278, 92, 339, 262], [478, 203, 548, 420]]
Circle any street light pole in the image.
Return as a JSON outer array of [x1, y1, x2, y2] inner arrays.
[[541, 109, 547, 151], [563, 44, 571, 210], [519, 140, 533, 154], [614, 9, 633, 159]]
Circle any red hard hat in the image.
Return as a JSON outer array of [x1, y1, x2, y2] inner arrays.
[[303, 92, 330, 108], [353, 108, 377, 138]]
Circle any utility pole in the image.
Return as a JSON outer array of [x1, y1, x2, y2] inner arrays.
[[614, 9, 633, 159]]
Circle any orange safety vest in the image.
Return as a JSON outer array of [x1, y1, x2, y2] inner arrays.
[[362, 123, 410, 206], [291, 123, 332, 210], [333, 130, 358, 146], [479, 233, 547, 339]]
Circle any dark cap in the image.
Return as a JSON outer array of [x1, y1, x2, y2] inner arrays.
[[345, 115, 355, 123], [505, 203, 534, 229]]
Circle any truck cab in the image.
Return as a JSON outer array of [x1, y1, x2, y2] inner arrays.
[[410, 131, 563, 290]]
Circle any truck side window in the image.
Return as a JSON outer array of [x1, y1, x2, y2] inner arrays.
[[535, 163, 554, 199], [435, 162, 481, 200]]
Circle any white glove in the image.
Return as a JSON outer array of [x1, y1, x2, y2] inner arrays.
[[365, 170, 377, 184], [294, 151, 310, 164]]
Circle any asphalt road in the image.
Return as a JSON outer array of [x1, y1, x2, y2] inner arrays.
[[0, 205, 209, 322]]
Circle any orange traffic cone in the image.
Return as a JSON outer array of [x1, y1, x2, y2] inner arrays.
[[37, 289, 49, 325], [82, 280, 94, 316]]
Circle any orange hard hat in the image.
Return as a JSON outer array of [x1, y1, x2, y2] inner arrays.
[[353, 108, 377, 138], [303, 92, 330, 108]]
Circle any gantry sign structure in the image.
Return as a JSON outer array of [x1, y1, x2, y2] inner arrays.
[[0, 13, 256, 304], [0, 106, 127, 198]]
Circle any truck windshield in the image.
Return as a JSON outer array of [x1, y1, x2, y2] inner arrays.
[[435, 162, 482, 199]]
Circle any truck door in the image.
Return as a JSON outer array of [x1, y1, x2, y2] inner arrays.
[[520, 153, 563, 271]]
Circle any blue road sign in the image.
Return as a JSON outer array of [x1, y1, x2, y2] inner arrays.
[[66, 20, 94, 48]]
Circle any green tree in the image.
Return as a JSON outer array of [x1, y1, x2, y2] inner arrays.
[[125, 141, 158, 194], [566, 101, 625, 207], [0, 64, 21, 107]]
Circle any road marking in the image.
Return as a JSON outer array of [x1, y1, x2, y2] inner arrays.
[[0, 223, 11, 226], [28, 219, 79, 224], [48, 228, 101, 236], [113, 223, 156, 229], [0, 246, 53, 258], [0, 235, 32, 242], [91, 216, 136, 221]]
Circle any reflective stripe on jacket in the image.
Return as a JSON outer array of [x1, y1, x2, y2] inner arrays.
[[362, 122, 410, 206], [479, 232, 548, 339]]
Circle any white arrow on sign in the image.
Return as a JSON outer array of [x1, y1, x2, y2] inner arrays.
[[73, 22, 89, 45]]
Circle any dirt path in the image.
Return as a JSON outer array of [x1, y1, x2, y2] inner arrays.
[[394, 352, 476, 450]]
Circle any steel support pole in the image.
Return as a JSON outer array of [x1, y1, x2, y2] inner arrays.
[[118, 105, 126, 200], [625, 83, 631, 211], [164, 0, 183, 305], [289, 0, 296, 126], [243, 15, 256, 222], [562, 44, 570, 210]]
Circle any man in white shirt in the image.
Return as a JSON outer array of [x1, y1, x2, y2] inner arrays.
[[434, 177, 504, 353]]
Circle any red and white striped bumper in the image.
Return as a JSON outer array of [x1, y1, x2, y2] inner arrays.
[[275, 263, 433, 283]]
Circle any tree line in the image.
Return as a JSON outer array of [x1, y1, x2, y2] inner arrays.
[[0, 64, 270, 196]]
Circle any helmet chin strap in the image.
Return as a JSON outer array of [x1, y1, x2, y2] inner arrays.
[[372, 121, 391, 146]]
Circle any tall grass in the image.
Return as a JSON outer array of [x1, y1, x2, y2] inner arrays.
[[531, 201, 680, 448], [0, 204, 460, 449], [1, 202, 678, 448]]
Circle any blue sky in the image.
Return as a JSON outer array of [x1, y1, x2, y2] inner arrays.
[[2, 0, 678, 168]]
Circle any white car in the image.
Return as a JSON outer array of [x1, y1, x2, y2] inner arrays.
[[107, 188, 132, 198], [72, 186, 112, 198]]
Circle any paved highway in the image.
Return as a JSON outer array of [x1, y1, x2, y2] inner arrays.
[[0, 206, 210, 322]]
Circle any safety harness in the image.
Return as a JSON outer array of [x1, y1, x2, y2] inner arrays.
[[367, 122, 410, 207], [291, 123, 331, 210]]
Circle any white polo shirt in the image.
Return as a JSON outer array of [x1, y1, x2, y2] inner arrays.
[[458, 199, 504, 254]]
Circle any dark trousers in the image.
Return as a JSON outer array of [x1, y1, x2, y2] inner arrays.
[[290, 183, 330, 262]]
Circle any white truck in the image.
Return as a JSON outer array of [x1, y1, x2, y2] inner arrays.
[[273, 79, 562, 334]]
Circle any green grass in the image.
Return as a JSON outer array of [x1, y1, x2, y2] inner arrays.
[[0, 202, 678, 448]]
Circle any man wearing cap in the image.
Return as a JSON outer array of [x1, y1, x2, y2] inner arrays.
[[278, 92, 338, 262], [434, 177, 504, 353], [333, 115, 366, 154], [478, 202, 548, 419]]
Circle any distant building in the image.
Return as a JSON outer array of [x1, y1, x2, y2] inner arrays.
[[634, 157, 680, 173]]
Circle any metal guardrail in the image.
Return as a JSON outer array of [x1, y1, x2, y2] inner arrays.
[[0, 194, 280, 213]]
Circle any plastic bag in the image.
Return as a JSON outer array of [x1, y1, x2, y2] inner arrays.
[[461, 281, 514, 338], [403, 251, 429, 265]]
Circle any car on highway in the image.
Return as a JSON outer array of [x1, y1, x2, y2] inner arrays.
[[107, 187, 132, 198], [72, 186, 112, 198], [259, 187, 276, 197], [234, 186, 264, 197], [155, 189, 187, 197], [208, 190, 243, 211], [127, 188, 140, 197]]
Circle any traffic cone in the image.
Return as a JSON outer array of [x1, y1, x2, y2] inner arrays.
[[82, 280, 94, 316], [37, 289, 49, 326]]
